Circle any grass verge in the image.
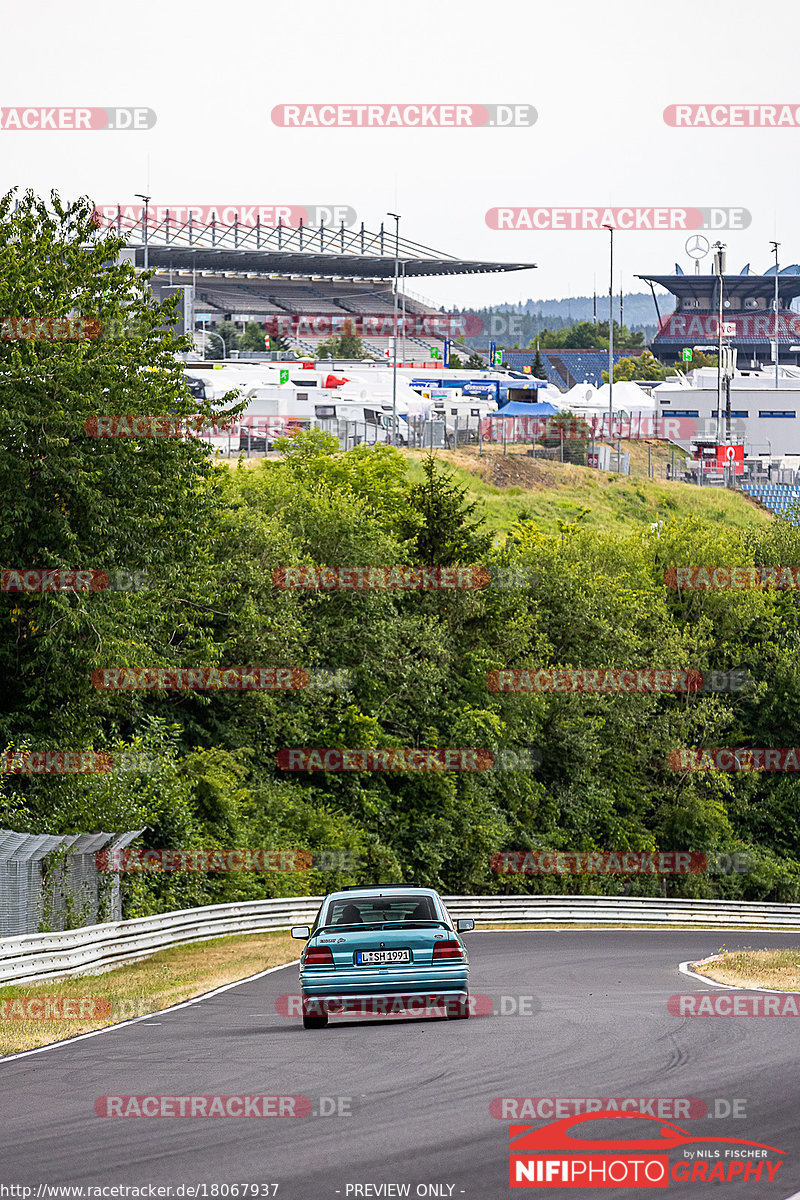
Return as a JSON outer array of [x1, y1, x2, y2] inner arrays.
[[400, 448, 770, 538], [0, 930, 297, 1056], [694, 948, 800, 991]]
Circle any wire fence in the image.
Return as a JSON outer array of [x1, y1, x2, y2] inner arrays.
[[208, 413, 732, 484], [0, 829, 144, 937]]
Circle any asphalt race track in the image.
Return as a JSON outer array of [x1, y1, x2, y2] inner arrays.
[[1, 931, 799, 1199]]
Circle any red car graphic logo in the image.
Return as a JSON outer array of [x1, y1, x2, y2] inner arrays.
[[510, 1110, 783, 1154], [509, 1111, 784, 1189]]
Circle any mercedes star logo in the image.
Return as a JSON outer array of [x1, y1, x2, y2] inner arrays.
[[686, 234, 711, 259]]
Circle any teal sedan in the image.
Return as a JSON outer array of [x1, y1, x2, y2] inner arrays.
[[291, 886, 474, 1028]]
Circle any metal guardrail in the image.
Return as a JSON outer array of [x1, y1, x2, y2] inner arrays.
[[0, 897, 323, 985], [3, 894, 800, 985]]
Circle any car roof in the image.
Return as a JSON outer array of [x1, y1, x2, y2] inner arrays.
[[325, 886, 440, 900]]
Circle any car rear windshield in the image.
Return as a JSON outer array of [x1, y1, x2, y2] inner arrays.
[[326, 894, 438, 926]]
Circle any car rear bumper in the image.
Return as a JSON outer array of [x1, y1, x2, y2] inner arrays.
[[301, 990, 469, 1015], [300, 966, 469, 996]]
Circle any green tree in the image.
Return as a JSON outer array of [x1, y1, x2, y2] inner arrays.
[[467, 351, 487, 370], [215, 319, 239, 355], [401, 454, 492, 565], [674, 350, 718, 374], [317, 319, 367, 360], [532, 349, 547, 379], [240, 321, 268, 352], [602, 349, 667, 383], [538, 321, 644, 351], [0, 188, 238, 795]]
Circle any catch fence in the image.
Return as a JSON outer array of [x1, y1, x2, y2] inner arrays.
[[0, 829, 144, 937]]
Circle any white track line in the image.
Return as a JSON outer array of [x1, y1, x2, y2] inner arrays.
[[0, 958, 300, 1065]]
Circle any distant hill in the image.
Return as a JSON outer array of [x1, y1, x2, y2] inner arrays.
[[455, 292, 668, 348], [511, 292, 666, 331]]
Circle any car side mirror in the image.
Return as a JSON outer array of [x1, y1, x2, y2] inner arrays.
[[456, 919, 474, 932], [291, 925, 311, 939]]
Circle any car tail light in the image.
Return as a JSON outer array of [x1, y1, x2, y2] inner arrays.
[[432, 940, 465, 961], [304, 945, 334, 966]]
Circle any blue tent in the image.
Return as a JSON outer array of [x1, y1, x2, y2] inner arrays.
[[494, 400, 559, 417]]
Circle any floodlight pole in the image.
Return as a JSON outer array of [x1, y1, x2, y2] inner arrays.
[[135, 193, 151, 270], [714, 242, 726, 444], [602, 224, 614, 442], [401, 262, 406, 367], [771, 241, 780, 388], [388, 212, 401, 444]]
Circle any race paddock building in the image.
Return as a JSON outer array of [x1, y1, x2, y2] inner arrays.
[[637, 261, 800, 369], [94, 205, 536, 365]]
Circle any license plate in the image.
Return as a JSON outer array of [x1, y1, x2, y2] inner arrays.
[[355, 948, 411, 965]]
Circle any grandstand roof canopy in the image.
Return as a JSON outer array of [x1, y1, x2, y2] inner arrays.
[[102, 212, 535, 280], [637, 272, 800, 304], [139, 245, 534, 279]]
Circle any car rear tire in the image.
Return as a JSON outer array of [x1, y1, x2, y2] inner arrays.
[[302, 1001, 328, 1029], [446, 997, 470, 1020]]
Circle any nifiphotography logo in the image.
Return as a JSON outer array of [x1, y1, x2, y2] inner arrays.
[[508, 1110, 784, 1188]]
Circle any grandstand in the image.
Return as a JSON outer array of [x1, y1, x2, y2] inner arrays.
[[502, 349, 646, 389], [96, 207, 536, 363], [191, 279, 438, 361], [638, 263, 800, 367], [738, 481, 800, 522]]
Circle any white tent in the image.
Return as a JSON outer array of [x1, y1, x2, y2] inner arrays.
[[536, 383, 568, 407], [593, 381, 655, 410], [561, 383, 599, 409]]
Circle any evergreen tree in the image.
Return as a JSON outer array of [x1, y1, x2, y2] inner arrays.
[[402, 455, 492, 565]]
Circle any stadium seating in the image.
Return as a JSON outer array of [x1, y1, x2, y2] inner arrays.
[[738, 482, 800, 524], [502, 350, 640, 389], [192, 276, 449, 361]]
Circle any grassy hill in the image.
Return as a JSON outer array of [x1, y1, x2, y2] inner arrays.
[[401, 446, 772, 538]]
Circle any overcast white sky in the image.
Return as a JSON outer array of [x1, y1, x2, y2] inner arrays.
[[3, 0, 799, 311]]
